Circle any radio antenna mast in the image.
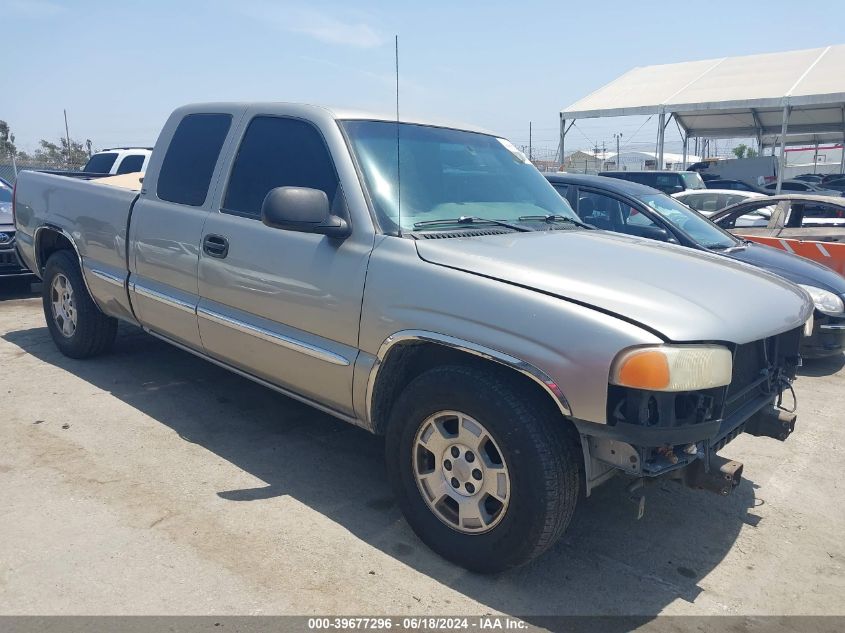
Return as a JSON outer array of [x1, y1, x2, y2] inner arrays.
[[395, 34, 402, 237]]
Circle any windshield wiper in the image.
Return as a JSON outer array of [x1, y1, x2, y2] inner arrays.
[[412, 216, 531, 232], [518, 214, 592, 229], [711, 242, 747, 252]]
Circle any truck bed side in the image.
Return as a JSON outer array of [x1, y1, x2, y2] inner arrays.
[[14, 170, 138, 322]]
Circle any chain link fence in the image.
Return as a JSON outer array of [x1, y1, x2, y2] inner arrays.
[[0, 158, 84, 184]]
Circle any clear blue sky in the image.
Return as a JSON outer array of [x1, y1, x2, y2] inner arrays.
[[3, 0, 845, 157]]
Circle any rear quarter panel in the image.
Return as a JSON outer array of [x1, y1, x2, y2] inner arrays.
[[13, 171, 137, 320]]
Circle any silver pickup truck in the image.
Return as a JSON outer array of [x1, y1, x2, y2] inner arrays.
[[14, 103, 813, 572]]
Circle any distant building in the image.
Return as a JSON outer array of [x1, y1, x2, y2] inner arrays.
[[564, 149, 701, 173], [783, 144, 844, 178]]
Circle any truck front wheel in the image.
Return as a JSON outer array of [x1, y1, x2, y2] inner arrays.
[[385, 364, 580, 573], [42, 250, 117, 359]]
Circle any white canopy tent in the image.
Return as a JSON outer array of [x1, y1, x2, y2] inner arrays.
[[560, 45, 845, 191]]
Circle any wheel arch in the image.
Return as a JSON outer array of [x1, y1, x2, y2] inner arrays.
[[34, 225, 99, 304], [34, 225, 80, 275], [366, 330, 572, 435]]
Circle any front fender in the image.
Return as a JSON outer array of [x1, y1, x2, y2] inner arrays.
[[357, 237, 663, 426]]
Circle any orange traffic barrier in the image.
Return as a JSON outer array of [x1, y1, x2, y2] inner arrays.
[[739, 235, 845, 278]]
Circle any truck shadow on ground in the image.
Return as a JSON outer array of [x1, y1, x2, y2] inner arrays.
[[4, 324, 759, 621], [0, 280, 39, 301]]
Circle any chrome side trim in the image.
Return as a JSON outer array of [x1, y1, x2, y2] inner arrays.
[[820, 324, 845, 331], [90, 268, 126, 288], [144, 328, 364, 428], [197, 306, 351, 367], [131, 281, 196, 314], [365, 330, 573, 426]]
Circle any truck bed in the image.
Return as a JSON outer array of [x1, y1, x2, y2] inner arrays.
[[14, 170, 139, 320]]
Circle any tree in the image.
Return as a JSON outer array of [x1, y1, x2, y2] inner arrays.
[[731, 143, 759, 160], [732, 143, 749, 159], [33, 136, 90, 168], [0, 120, 16, 159]]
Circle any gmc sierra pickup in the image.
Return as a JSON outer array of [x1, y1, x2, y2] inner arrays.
[[14, 102, 813, 572]]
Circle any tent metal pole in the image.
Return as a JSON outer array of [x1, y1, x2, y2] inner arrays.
[[682, 134, 688, 169], [776, 105, 790, 194], [559, 115, 566, 168], [657, 111, 666, 170], [841, 106, 845, 175]]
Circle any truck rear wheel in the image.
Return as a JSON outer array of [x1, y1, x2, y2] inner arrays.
[[385, 364, 580, 573], [42, 250, 117, 359]]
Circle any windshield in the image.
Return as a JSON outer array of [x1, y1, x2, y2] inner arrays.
[[637, 193, 737, 249], [0, 182, 11, 203], [680, 172, 706, 190], [342, 121, 578, 232]]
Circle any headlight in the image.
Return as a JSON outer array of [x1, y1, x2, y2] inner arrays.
[[610, 345, 733, 392], [799, 284, 845, 316]]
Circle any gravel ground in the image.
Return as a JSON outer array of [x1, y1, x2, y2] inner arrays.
[[1, 283, 844, 618]]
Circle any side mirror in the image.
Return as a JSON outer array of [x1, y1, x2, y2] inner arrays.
[[670, 184, 685, 194], [261, 187, 350, 239], [629, 225, 678, 243]]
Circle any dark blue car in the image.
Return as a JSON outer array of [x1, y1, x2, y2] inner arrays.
[[545, 172, 845, 358]]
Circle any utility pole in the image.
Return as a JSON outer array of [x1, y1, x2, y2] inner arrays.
[[613, 132, 623, 169], [529, 121, 533, 162], [63, 109, 72, 168], [7, 130, 18, 178]]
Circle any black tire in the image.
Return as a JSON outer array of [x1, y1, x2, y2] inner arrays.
[[385, 364, 580, 573], [42, 250, 117, 358]]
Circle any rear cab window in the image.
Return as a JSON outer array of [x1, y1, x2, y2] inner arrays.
[[83, 152, 118, 174], [116, 154, 145, 174], [157, 113, 233, 206]]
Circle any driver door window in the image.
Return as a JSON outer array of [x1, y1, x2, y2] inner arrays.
[[577, 190, 661, 236]]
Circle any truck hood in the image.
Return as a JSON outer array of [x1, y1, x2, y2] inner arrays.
[[415, 230, 813, 344]]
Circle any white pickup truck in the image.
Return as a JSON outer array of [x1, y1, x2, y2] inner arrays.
[[13, 102, 813, 572]]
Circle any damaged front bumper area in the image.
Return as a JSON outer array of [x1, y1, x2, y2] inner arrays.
[[574, 326, 803, 498]]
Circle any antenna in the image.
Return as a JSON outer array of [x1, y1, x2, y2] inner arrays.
[[395, 34, 402, 237]]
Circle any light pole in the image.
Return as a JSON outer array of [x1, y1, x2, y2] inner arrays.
[[613, 132, 623, 170]]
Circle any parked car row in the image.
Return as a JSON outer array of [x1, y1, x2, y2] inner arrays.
[[8, 103, 826, 573], [546, 174, 845, 358], [0, 177, 36, 286], [669, 187, 845, 278], [762, 179, 844, 197]]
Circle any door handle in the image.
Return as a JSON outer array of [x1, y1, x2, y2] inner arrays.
[[203, 234, 229, 259]]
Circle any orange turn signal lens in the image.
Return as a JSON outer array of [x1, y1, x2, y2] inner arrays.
[[615, 350, 670, 390], [610, 345, 733, 392]]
